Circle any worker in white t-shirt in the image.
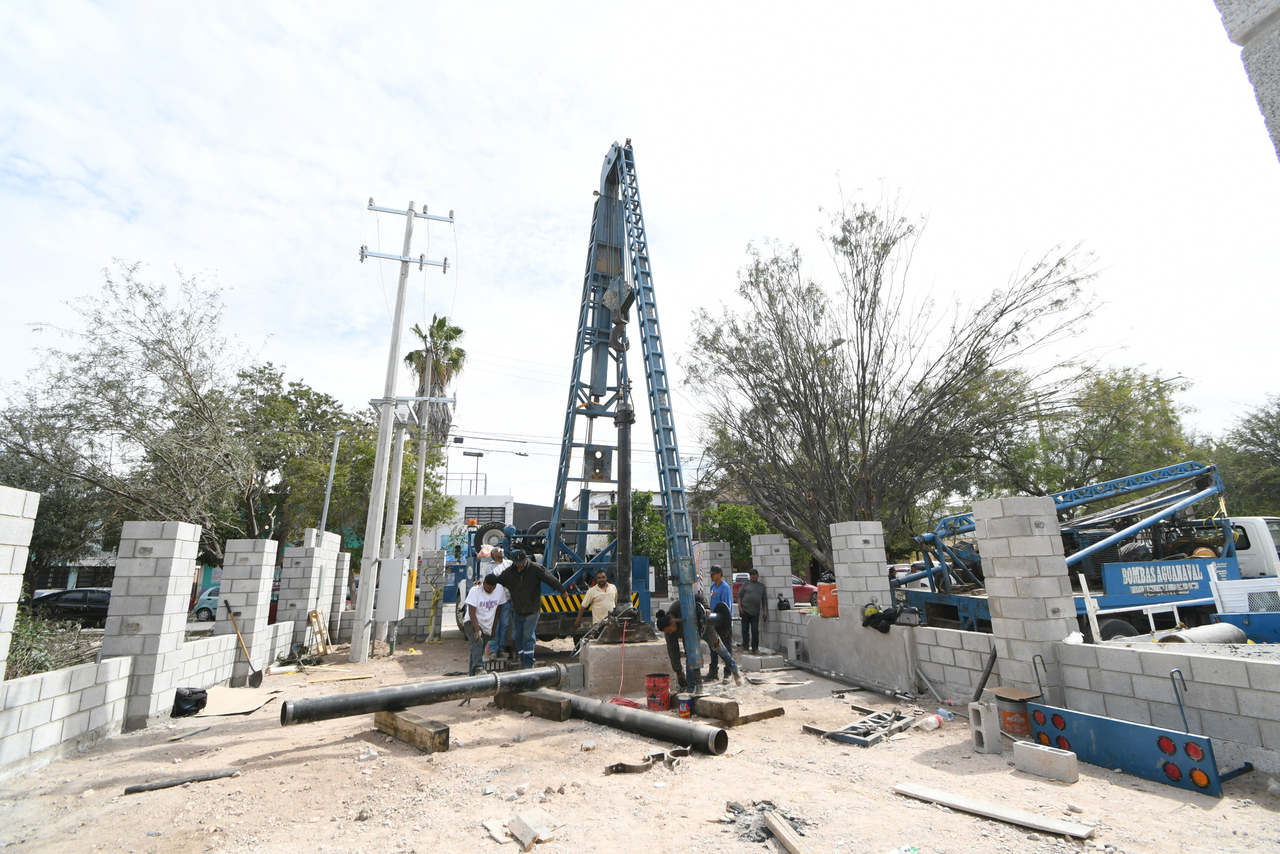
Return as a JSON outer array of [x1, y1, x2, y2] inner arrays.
[[465, 573, 508, 675], [574, 570, 618, 631]]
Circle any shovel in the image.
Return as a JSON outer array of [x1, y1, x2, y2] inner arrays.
[[224, 600, 264, 688]]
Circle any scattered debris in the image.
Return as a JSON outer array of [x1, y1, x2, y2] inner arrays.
[[507, 807, 557, 851], [891, 782, 1093, 839], [580, 740, 596, 752], [167, 726, 212, 742], [358, 748, 378, 761], [764, 810, 813, 854], [804, 710, 914, 747], [483, 817, 512, 844]]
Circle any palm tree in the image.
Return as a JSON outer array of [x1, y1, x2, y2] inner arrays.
[[405, 315, 466, 445]]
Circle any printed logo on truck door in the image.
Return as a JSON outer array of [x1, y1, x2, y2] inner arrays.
[[1103, 558, 1239, 599]]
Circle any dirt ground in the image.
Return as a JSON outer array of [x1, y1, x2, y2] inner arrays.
[[2, 629, 1278, 854]]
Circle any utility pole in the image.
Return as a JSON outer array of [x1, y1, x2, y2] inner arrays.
[[379, 416, 409, 653], [350, 198, 452, 663], [406, 360, 433, 621]]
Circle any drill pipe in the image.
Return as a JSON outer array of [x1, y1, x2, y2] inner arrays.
[[280, 664, 566, 726], [540, 689, 728, 755]]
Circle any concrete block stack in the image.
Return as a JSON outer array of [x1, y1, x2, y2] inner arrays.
[[750, 533, 793, 650], [0, 485, 40, 673], [216, 538, 278, 686], [279, 528, 341, 645], [100, 521, 201, 731], [694, 541, 730, 593], [829, 519, 888, 615], [330, 551, 351, 632], [1215, 0, 1280, 163], [972, 495, 1073, 704]]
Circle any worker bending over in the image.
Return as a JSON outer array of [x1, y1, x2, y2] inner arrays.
[[655, 595, 742, 689]]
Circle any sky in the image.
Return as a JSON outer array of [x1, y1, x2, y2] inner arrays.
[[2, 2, 1278, 509]]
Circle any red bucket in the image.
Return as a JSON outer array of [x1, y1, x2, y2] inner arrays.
[[645, 673, 671, 711]]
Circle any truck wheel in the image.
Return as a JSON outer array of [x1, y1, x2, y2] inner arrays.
[[474, 523, 506, 551], [1097, 618, 1140, 641]]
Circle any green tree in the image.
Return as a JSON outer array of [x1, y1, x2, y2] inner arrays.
[[1214, 396, 1280, 516], [698, 503, 769, 567], [610, 490, 668, 574], [405, 315, 467, 444], [978, 368, 1194, 496]]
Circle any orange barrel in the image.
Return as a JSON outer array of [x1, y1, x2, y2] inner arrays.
[[645, 673, 671, 711], [817, 583, 839, 617], [996, 696, 1031, 736]]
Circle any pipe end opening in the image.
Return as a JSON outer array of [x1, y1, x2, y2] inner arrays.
[[709, 728, 728, 755]]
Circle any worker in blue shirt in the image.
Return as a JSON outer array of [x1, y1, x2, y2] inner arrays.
[[706, 565, 735, 680]]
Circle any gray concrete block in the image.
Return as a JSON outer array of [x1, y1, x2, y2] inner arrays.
[[1102, 694, 1151, 725], [935, 630, 963, 649], [1094, 646, 1143, 674], [1061, 664, 1090, 691], [1149, 701, 1201, 734], [1138, 649, 1191, 678], [1200, 711, 1263, 747], [1189, 655, 1250, 689], [970, 701, 1002, 754], [1187, 682, 1241, 715], [18, 698, 54, 731], [1245, 659, 1280, 692], [1130, 673, 1177, 704], [1013, 740, 1078, 783], [953, 649, 982, 671], [1089, 669, 1133, 697], [1235, 687, 1276, 720], [1064, 688, 1105, 716], [930, 646, 955, 666], [1261, 718, 1280, 751]]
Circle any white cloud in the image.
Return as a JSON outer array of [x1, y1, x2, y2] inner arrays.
[[2, 1, 1278, 508]]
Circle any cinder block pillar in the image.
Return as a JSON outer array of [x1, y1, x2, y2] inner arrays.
[[279, 528, 340, 646], [1215, 0, 1280, 163], [830, 520, 887, 615], [0, 486, 41, 673], [217, 539, 277, 686], [694, 541, 730, 594], [102, 521, 201, 731], [972, 496, 1073, 705], [751, 533, 791, 649]]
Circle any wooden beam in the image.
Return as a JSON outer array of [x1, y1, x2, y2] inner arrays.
[[693, 696, 740, 722], [494, 689, 573, 722], [374, 710, 450, 753], [763, 811, 813, 854], [726, 707, 786, 727], [892, 783, 1093, 839]]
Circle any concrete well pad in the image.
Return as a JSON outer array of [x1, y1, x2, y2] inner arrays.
[[580, 639, 673, 697]]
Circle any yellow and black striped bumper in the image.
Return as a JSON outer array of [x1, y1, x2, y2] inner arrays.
[[540, 593, 640, 613]]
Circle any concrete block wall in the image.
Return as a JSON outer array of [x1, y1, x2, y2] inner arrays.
[[216, 538, 277, 686], [1215, 0, 1280, 163], [752, 534, 793, 652], [263, 621, 295, 665], [179, 634, 237, 686], [0, 657, 132, 781], [1058, 641, 1280, 774], [914, 626, 1001, 701], [769, 609, 811, 656], [0, 485, 40, 673], [972, 496, 1073, 705], [694, 541, 730, 593], [829, 520, 888, 616], [101, 521, 201, 731], [278, 529, 341, 645], [330, 551, 351, 628]]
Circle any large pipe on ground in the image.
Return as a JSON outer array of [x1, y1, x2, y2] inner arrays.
[[1156, 624, 1248, 644], [540, 689, 728, 755], [280, 664, 566, 726]]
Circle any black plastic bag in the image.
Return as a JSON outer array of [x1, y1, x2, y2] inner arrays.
[[172, 687, 208, 717]]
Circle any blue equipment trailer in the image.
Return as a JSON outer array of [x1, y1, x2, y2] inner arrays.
[[891, 462, 1243, 638]]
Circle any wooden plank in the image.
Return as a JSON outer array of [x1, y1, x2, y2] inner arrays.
[[892, 782, 1093, 839], [692, 696, 740, 722], [763, 811, 813, 854], [726, 707, 786, 727], [494, 689, 572, 722], [375, 710, 450, 753], [308, 674, 373, 684]]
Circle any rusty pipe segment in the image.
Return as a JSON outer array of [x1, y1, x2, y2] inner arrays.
[[280, 664, 566, 726]]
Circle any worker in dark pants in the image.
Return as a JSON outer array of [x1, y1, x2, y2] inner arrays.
[[656, 595, 741, 688], [706, 566, 734, 680], [496, 549, 568, 668], [738, 568, 768, 653]]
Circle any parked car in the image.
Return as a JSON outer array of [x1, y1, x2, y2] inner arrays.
[[730, 572, 819, 607], [791, 575, 819, 607], [31, 588, 111, 627], [192, 586, 220, 621]]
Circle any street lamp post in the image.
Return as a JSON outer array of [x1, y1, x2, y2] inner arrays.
[[462, 450, 483, 495]]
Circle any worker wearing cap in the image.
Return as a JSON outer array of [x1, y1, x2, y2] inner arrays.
[[706, 565, 734, 681], [496, 549, 568, 668]]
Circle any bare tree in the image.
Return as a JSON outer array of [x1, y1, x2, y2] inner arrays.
[[1, 262, 250, 561], [686, 197, 1094, 568]]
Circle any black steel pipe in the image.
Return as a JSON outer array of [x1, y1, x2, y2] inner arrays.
[[280, 664, 566, 726], [541, 689, 728, 755]]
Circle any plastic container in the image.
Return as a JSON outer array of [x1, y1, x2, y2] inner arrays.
[[817, 583, 839, 618], [936, 708, 954, 722], [995, 697, 1031, 736], [645, 673, 671, 711], [916, 714, 943, 732], [676, 693, 693, 718]]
